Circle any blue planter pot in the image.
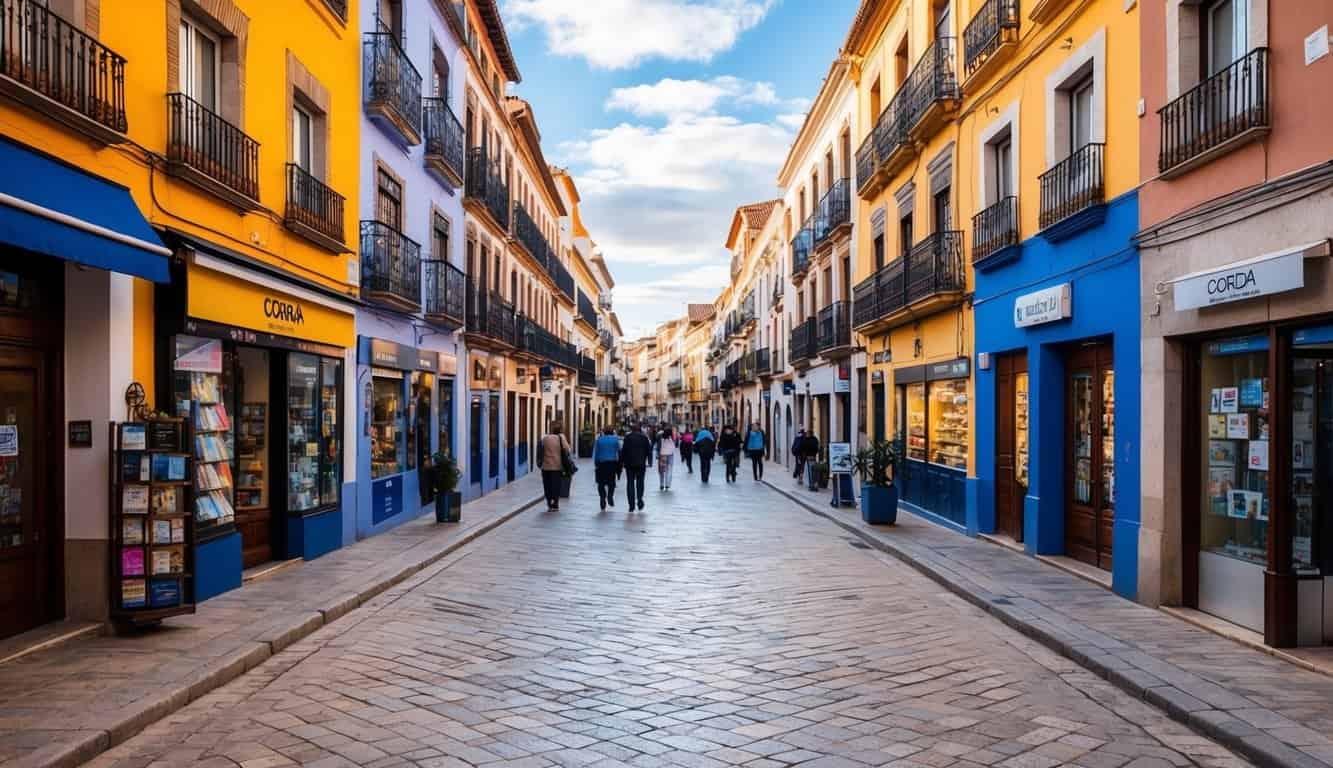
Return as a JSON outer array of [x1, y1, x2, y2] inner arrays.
[[435, 491, 462, 523], [861, 485, 898, 525]]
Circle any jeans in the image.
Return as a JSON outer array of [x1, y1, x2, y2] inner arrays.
[[723, 450, 740, 482], [681, 451, 693, 472], [699, 457, 712, 483], [541, 470, 562, 508], [625, 466, 647, 507], [794, 456, 806, 480], [595, 462, 619, 507], [749, 450, 764, 480], [658, 454, 675, 488]]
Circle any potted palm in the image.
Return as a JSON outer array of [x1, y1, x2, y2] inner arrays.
[[577, 426, 595, 458], [433, 451, 462, 523], [852, 440, 898, 525]]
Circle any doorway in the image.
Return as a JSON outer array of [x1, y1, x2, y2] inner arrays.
[[995, 351, 1028, 542], [0, 344, 52, 638], [506, 391, 515, 482], [235, 348, 275, 568], [1066, 340, 1115, 570], [1292, 349, 1333, 643]]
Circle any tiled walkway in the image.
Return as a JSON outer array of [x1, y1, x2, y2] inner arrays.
[[0, 472, 545, 768], [79, 466, 1243, 768], [765, 472, 1333, 768]]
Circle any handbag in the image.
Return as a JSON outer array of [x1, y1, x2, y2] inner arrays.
[[561, 446, 578, 476]]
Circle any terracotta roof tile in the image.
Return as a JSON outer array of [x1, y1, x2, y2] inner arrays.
[[687, 304, 715, 323]]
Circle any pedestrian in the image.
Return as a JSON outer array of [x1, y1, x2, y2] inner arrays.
[[593, 425, 622, 511], [655, 425, 677, 491], [679, 427, 695, 473], [538, 421, 572, 510], [620, 423, 652, 511], [719, 424, 742, 483], [802, 431, 822, 490], [792, 429, 806, 481], [744, 421, 767, 481], [694, 426, 716, 484]]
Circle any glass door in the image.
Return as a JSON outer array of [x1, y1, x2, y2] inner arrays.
[[0, 347, 43, 639], [1066, 341, 1114, 570], [287, 354, 320, 513], [318, 359, 341, 507]]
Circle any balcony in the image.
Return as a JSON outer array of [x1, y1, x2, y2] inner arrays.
[[363, 24, 422, 145], [321, 0, 348, 20], [1158, 48, 1268, 178], [853, 231, 964, 333], [599, 328, 613, 349], [738, 353, 755, 384], [423, 259, 465, 328], [813, 178, 851, 251], [465, 279, 517, 348], [790, 318, 816, 367], [464, 148, 510, 232], [971, 196, 1019, 269], [792, 225, 814, 278], [285, 164, 345, 253], [579, 355, 597, 390], [667, 376, 684, 393], [859, 91, 912, 199], [709, 376, 720, 395], [0, 0, 127, 144], [772, 278, 784, 306], [736, 292, 756, 331], [1038, 143, 1105, 239], [596, 376, 622, 395], [548, 254, 575, 303], [359, 220, 421, 312], [755, 347, 771, 376], [905, 37, 960, 141], [511, 203, 548, 265], [816, 301, 852, 356], [166, 92, 260, 210], [577, 290, 597, 329], [963, 0, 1019, 87], [722, 362, 738, 390], [855, 132, 877, 197], [423, 97, 464, 186]]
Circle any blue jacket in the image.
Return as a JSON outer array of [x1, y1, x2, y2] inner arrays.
[[694, 428, 714, 443], [593, 434, 621, 463], [745, 429, 765, 451]]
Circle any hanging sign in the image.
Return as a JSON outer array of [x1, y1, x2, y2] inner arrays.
[[1014, 283, 1072, 327], [1172, 243, 1323, 311]]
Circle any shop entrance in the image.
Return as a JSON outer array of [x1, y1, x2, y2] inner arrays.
[[1065, 340, 1115, 570], [1292, 343, 1333, 643], [995, 351, 1028, 543], [506, 391, 515, 483], [234, 348, 274, 569]]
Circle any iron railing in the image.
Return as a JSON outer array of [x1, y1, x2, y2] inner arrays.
[[790, 318, 817, 364], [578, 290, 597, 326], [739, 352, 756, 384], [423, 97, 465, 182], [853, 231, 964, 327], [772, 278, 784, 303], [971, 196, 1017, 263], [814, 179, 851, 249], [423, 259, 465, 325], [285, 164, 344, 245], [548, 254, 574, 301], [599, 329, 613, 349], [817, 301, 852, 352], [667, 375, 684, 392], [167, 92, 259, 201], [963, 0, 1019, 79], [792, 225, 814, 275], [755, 347, 771, 375], [465, 278, 517, 346], [905, 37, 959, 133], [1158, 48, 1268, 173], [579, 355, 597, 389], [465, 147, 510, 230], [0, 0, 127, 133], [597, 376, 621, 395], [856, 131, 877, 195], [363, 23, 421, 140], [512, 203, 547, 263], [359, 220, 421, 308], [1038, 143, 1104, 230], [738, 291, 756, 327], [874, 89, 911, 166]]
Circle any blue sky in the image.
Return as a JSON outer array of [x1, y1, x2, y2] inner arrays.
[[502, 0, 860, 338]]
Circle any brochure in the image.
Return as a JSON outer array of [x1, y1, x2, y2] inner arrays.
[[122, 485, 149, 515], [121, 424, 146, 451], [122, 579, 146, 608], [1225, 413, 1249, 440], [122, 517, 144, 545], [121, 546, 145, 576], [149, 579, 181, 607]]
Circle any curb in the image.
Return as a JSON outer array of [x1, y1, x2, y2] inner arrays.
[[16, 494, 543, 768], [764, 479, 1326, 768]]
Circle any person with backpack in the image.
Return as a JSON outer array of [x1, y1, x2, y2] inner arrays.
[[693, 426, 716, 484], [654, 425, 678, 491], [678, 427, 695, 473], [719, 424, 743, 483], [792, 429, 806, 481], [744, 421, 767, 481], [592, 425, 623, 511], [538, 421, 573, 510], [620, 423, 652, 511]]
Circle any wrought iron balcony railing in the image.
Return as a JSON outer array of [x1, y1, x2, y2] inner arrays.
[[971, 196, 1018, 264], [548, 253, 575, 301], [0, 0, 128, 137], [817, 301, 852, 352], [792, 225, 814, 275], [772, 278, 784, 304], [1038, 143, 1104, 230], [667, 376, 684, 392], [738, 291, 756, 326], [739, 352, 756, 383], [423, 259, 465, 326], [599, 328, 613, 349], [1158, 48, 1268, 175], [423, 97, 465, 184], [755, 347, 771, 376], [363, 23, 422, 143], [790, 317, 817, 364], [579, 355, 597, 389], [167, 92, 260, 203], [285, 163, 345, 248], [512, 203, 547, 262], [905, 37, 959, 134], [465, 278, 516, 347], [596, 375, 621, 395], [465, 147, 510, 231], [855, 131, 877, 196], [874, 90, 911, 169], [963, 0, 1019, 80], [853, 231, 964, 328], [359, 220, 422, 310], [814, 179, 851, 249], [577, 290, 597, 327]]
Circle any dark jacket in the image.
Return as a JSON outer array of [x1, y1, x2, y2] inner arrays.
[[621, 431, 653, 468], [801, 435, 821, 458], [694, 435, 716, 460], [719, 430, 742, 454]]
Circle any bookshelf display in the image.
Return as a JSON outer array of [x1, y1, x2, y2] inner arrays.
[[236, 403, 266, 511], [189, 372, 235, 528], [288, 357, 320, 512], [110, 419, 195, 624]]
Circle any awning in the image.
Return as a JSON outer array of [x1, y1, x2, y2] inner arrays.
[[0, 138, 171, 283]]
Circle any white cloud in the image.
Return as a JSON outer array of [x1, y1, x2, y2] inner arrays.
[[776, 112, 807, 129], [505, 0, 776, 70], [605, 76, 779, 118]]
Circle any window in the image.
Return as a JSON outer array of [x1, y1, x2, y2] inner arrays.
[[178, 15, 219, 110], [1069, 74, 1093, 154], [869, 78, 881, 121], [989, 131, 1014, 203], [377, 0, 402, 40], [895, 37, 909, 87], [432, 50, 449, 101], [371, 374, 406, 479], [873, 233, 885, 270], [432, 213, 450, 261], [292, 105, 313, 172], [376, 169, 401, 230], [933, 0, 951, 40], [899, 214, 913, 257], [1205, 0, 1247, 75], [933, 187, 952, 232]]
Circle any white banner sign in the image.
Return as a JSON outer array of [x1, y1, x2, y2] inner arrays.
[[1014, 283, 1072, 328], [1173, 248, 1306, 311], [828, 442, 852, 474]]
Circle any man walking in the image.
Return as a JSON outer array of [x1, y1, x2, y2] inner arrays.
[[593, 425, 622, 511], [620, 423, 652, 511], [694, 426, 716, 484], [744, 421, 767, 481], [792, 429, 806, 481], [719, 424, 742, 483]]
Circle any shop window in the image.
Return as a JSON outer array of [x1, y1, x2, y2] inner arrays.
[[287, 355, 321, 510], [902, 383, 926, 460], [1200, 336, 1269, 567], [929, 380, 969, 469], [469, 394, 482, 484], [439, 377, 454, 459], [488, 393, 500, 478], [412, 372, 433, 471], [371, 373, 406, 479], [318, 359, 341, 506]]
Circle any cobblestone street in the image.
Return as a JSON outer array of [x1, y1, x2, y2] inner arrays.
[[85, 471, 1249, 768]]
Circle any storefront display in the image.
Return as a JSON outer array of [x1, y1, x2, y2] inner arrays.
[[1015, 372, 1029, 488], [236, 403, 267, 511], [895, 358, 971, 526], [174, 338, 235, 530], [904, 383, 926, 461], [929, 380, 969, 469], [1199, 336, 1269, 567], [371, 373, 406, 479]]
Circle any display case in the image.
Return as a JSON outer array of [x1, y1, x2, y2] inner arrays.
[[904, 383, 926, 461], [1199, 337, 1269, 566], [188, 372, 235, 528], [928, 380, 969, 470], [1015, 372, 1030, 488], [319, 359, 341, 507], [1100, 370, 1116, 507], [288, 355, 320, 512], [235, 403, 266, 511], [371, 374, 406, 479]]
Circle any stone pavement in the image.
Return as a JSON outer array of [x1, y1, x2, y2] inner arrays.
[[763, 474, 1333, 768], [80, 467, 1247, 768], [0, 471, 546, 768]]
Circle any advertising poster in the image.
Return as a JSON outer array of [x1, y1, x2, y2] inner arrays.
[[828, 443, 852, 474], [1247, 440, 1270, 471], [1219, 387, 1239, 413], [1225, 414, 1249, 439]]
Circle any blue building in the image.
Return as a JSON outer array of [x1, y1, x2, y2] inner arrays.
[[970, 191, 1141, 600]]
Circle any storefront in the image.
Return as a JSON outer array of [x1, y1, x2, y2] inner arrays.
[[507, 360, 536, 479], [160, 249, 354, 601], [467, 351, 505, 497], [894, 358, 971, 528]]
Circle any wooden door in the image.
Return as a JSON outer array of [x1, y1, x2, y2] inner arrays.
[[995, 351, 1027, 542], [0, 344, 49, 637], [1066, 341, 1114, 570]]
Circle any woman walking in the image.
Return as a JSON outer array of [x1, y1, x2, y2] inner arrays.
[[592, 425, 622, 511], [744, 421, 767, 480], [655, 425, 678, 491], [679, 427, 695, 473], [719, 424, 742, 483], [694, 426, 716, 484], [539, 421, 572, 510]]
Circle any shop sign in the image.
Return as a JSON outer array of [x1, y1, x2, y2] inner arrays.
[[828, 442, 852, 474], [469, 352, 489, 390], [68, 420, 93, 448], [416, 351, 437, 372], [835, 378, 851, 393], [782, 381, 795, 395], [1294, 324, 1333, 347], [872, 350, 890, 364], [437, 352, 457, 376], [1014, 283, 1072, 328], [188, 265, 354, 348], [361, 338, 421, 370], [871, 371, 884, 384], [371, 476, 403, 524], [1173, 246, 1308, 311], [927, 357, 971, 381]]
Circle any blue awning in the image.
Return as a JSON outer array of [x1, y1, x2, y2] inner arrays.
[[0, 138, 170, 283]]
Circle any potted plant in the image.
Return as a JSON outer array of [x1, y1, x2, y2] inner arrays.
[[852, 440, 899, 525], [810, 460, 830, 490], [432, 451, 462, 523]]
